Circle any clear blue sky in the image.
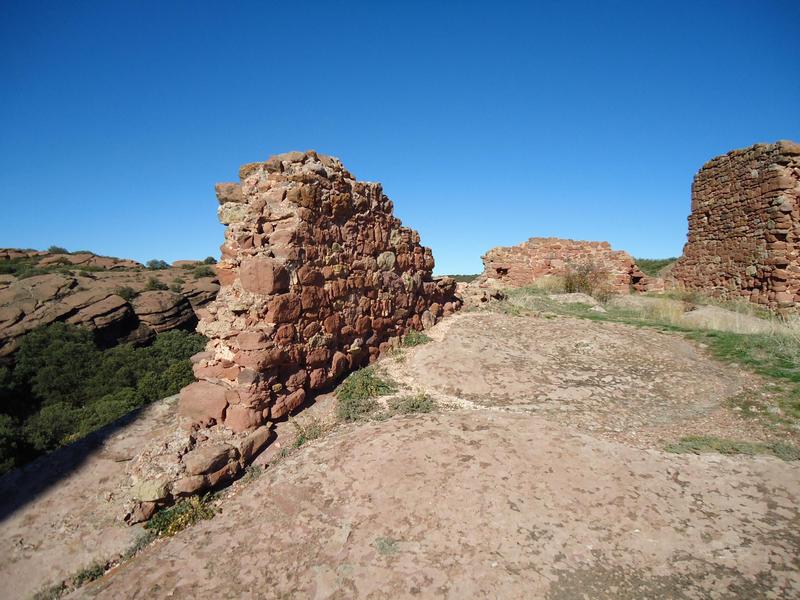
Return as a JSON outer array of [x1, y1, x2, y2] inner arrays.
[[2, 1, 798, 274]]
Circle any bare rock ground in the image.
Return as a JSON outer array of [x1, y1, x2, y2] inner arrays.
[[75, 411, 799, 599], [0, 397, 181, 599], [3, 311, 799, 599]]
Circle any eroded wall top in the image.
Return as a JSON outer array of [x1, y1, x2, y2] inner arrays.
[[480, 237, 650, 293]]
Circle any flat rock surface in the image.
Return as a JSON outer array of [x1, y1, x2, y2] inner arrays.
[[76, 410, 800, 599], [388, 312, 773, 448], [5, 311, 799, 598]]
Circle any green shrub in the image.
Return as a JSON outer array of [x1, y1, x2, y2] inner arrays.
[[144, 276, 168, 291], [15, 267, 50, 279], [145, 494, 217, 537], [402, 330, 431, 347], [192, 265, 216, 278], [447, 274, 479, 283], [0, 414, 20, 473], [113, 286, 138, 301], [336, 368, 396, 421], [146, 259, 169, 270], [23, 402, 82, 451], [73, 562, 105, 586], [47, 246, 68, 254], [562, 261, 612, 301], [202, 256, 217, 265], [12, 322, 100, 406]]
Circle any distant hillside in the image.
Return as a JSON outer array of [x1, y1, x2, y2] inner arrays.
[[0, 248, 219, 360]]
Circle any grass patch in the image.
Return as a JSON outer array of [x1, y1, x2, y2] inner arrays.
[[32, 582, 68, 600], [373, 536, 399, 556], [493, 286, 800, 430], [144, 494, 217, 537], [401, 330, 431, 347], [73, 562, 106, 586], [388, 393, 436, 414], [635, 257, 677, 277], [122, 530, 157, 561], [290, 415, 332, 448], [241, 464, 263, 483], [666, 435, 800, 461], [335, 368, 396, 421], [688, 330, 800, 421]]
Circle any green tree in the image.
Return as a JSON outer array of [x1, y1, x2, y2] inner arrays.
[[146, 259, 169, 270], [0, 414, 21, 473], [12, 323, 99, 407], [23, 402, 81, 451]]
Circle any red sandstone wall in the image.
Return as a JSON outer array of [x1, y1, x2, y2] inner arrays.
[[480, 237, 648, 293], [672, 141, 800, 312], [179, 151, 460, 431]]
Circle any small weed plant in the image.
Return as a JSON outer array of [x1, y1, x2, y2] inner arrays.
[[388, 393, 436, 414], [290, 415, 332, 447], [402, 330, 431, 347], [144, 494, 217, 537]]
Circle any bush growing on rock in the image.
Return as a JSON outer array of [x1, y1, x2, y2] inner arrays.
[[202, 256, 217, 265], [47, 245, 68, 254], [114, 286, 138, 302], [562, 261, 612, 301], [192, 265, 216, 279], [144, 276, 168, 291]]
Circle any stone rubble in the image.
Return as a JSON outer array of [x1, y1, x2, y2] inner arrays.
[[478, 237, 661, 293], [672, 140, 800, 313]]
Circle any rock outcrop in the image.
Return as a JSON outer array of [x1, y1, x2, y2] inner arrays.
[[479, 237, 657, 293], [0, 251, 220, 359], [672, 140, 800, 313], [179, 150, 460, 432]]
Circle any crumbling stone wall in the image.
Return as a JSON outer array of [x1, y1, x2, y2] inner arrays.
[[179, 151, 460, 432], [672, 141, 800, 312], [479, 237, 652, 293]]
